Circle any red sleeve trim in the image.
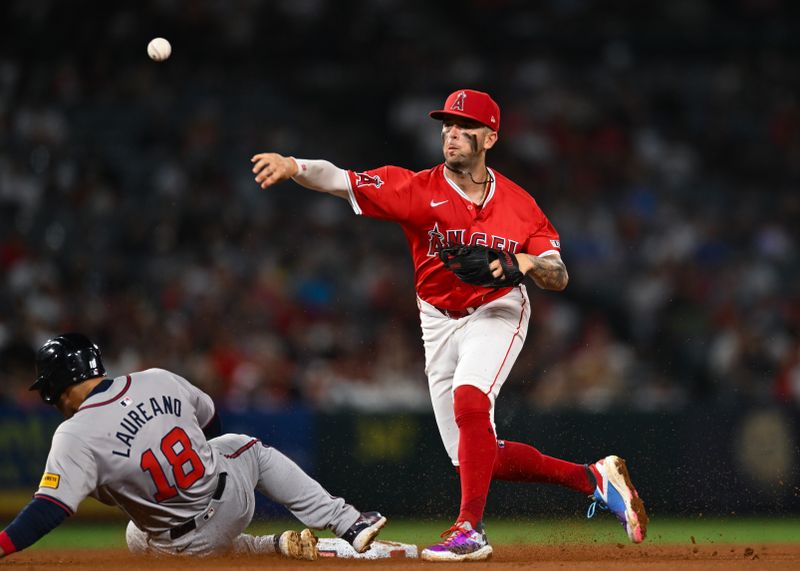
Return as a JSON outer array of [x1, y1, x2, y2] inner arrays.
[[0, 530, 17, 555], [33, 494, 74, 516]]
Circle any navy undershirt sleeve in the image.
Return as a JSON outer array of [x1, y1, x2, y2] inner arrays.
[[3, 497, 70, 552], [202, 411, 222, 440]]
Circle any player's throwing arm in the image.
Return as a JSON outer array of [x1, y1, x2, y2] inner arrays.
[[251, 154, 351, 199]]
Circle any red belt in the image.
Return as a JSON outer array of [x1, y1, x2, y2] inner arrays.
[[434, 306, 475, 319]]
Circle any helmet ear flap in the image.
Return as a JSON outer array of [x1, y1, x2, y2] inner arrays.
[[42, 382, 57, 404], [35, 376, 57, 404]]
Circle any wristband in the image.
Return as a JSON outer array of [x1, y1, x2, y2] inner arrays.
[[0, 530, 17, 555]]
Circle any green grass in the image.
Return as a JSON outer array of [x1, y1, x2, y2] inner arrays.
[[347, 518, 800, 545], [29, 517, 800, 550]]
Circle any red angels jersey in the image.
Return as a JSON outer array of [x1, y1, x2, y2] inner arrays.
[[344, 164, 561, 311]]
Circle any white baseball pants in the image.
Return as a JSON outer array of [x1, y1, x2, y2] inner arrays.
[[418, 286, 530, 465]]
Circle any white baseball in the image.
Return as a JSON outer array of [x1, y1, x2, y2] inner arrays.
[[147, 38, 172, 62]]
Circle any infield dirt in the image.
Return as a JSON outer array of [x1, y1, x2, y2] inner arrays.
[[5, 544, 800, 570]]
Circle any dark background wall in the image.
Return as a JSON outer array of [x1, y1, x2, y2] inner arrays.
[[1, 406, 796, 518]]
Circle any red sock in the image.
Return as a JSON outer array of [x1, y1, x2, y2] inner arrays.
[[454, 386, 497, 528], [492, 440, 595, 495]]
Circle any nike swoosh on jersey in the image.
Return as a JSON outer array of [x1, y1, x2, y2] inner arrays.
[[430, 199, 449, 207]]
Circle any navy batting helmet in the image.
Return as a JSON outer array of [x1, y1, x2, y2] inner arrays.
[[30, 333, 106, 404]]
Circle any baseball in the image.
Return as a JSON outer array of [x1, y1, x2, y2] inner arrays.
[[147, 37, 171, 62]]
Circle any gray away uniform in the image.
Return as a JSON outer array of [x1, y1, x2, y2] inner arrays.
[[35, 368, 360, 556]]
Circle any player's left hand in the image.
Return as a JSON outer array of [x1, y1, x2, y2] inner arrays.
[[440, 245, 525, 288]]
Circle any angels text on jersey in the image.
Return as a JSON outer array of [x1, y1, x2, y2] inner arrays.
[[426, 223, 520, 256]]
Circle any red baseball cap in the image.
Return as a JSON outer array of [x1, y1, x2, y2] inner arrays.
[[429, 89, 500, 131]]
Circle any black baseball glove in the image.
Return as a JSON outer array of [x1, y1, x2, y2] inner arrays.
[[439, 245, 525, 288]]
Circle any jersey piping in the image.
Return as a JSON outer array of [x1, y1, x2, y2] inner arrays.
[[32, 493, 73, 515], [485, 292, 527, 396], [538, 249, 560, 258], [442, 167, 496, 206], [344, 172, 362, 215], [77, 375, 132, 412]]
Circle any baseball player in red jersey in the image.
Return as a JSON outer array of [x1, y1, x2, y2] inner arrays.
[[0, 333, 386, 560], [251, 89, 648, 561]]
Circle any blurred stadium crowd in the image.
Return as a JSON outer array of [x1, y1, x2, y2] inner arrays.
[[1, 0, 798, 412]]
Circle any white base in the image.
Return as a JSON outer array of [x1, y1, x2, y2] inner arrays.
[[317, 538, 418, 559]]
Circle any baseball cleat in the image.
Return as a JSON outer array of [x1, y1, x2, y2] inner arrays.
[[587, 455, 648, 543], [299, 528, 319, 560], [275, 529, 318, 560], [420, 521, 492, 562], [341, 511, 387, 553]]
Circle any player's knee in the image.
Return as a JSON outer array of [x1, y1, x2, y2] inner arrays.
[[454, 385, 490, 425], [454, 385, 490, 412]]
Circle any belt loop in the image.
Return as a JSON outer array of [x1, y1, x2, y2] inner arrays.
[[213, 472, 227, 500]]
